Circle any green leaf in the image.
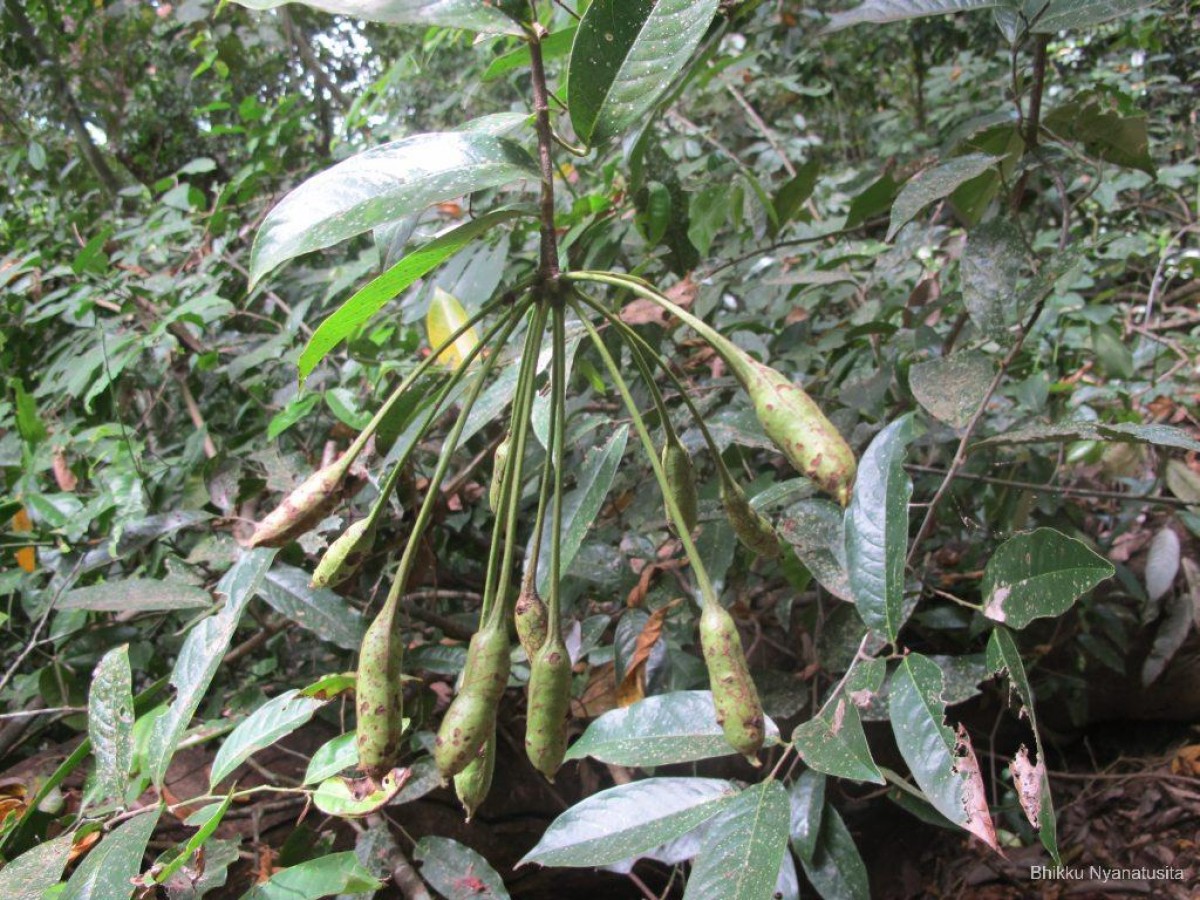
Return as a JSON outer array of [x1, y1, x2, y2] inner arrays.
[[146, 548, 277, 787], [797, 804, 870, 900], [249, 133, 536, 288], [568, 0, 721, 145], [87, 645, 135, 806], [565, 691, 780, 767], [519, 777, 739, 868], [787, 770, 826, 863], [59, 578, 213, 613], [210, 689, 327, 787], [257, 564, 366, 650], [778, 500, 852, 602], [981, 528, 1113, 628], [1032, 0, 1156, 32], [792, 695, 885, 785], [0, 831, 74, 899], [414, 836, 511, 899], [60, 808, 161, 900], [483, 27, 576, 81], [1043, 94, 1155, 174], [243, 851, 382, 898], [986, 627, 1059, 863], [960, 219, 1025, 343], [908, 351, 995, 429], [304, 733, 359, 784], [844, 415, 916, 643], [312, 769, 409, 818], [887, 154, 999, 240], [845, 171, 901, 228], [297, 208, 528, 383], [233, 0, 523, 34], [148, 793, 234, 887], [974, 420, 1200, 453], [773, 160, 821, 229], [535, 424, 629, 596], [825, 0, 1010, 32], [10, 378, 47, 446], [682, 782, 790, 900], [889, 653, 999, 850]]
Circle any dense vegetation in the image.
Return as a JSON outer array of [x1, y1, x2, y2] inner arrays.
[[1, 0, 1197, 897]]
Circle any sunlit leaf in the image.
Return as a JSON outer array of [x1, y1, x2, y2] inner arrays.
[[426, 287, 480, 369]]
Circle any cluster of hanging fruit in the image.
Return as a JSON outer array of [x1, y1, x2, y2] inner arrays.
[[247, 270, 856, 820]]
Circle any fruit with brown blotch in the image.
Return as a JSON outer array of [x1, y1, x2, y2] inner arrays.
[[524, 632, 573, 781], [514, 583, 549, 659], [661, 437, 699, 536], [355, 604, 405, 779], [699, 603, 764, 763], [434, 622, 510, 779], [453, 735, 495, 822], [720, 480, 780, 558], [249, 460, 353, 548], [311, 518, 376, 588]]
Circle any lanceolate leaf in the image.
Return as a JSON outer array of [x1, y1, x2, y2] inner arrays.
[[568, 0, 721, 146], [981, 528, 1113, 629], [414, 836, 511, 900], [987, 627, 1059, 863], [304, 733, 359, 784], [297, 208, 529, 383], [0, 831, 74, 899], [793, 696, 885, 785], [535, 424, 629, 596], [210, 689, 327, 787], [60, 808, 161, 900], [565, 690, 779, 767], [257, 564, 365, 650], [243, 851, 382, 899], [844, 415, 916, 643], [87, 645, 135, 806], [825, 0, 1009, 32], [147, 548, 277, 787], [233, 0, 523, 35], [788, 770, 826, 863], [519, 777, 739, 868], [249, 133, 536, 287], [887, 154, 999, 240], [59, 578, 212, 613], [797, 803, 871, 900], [974, 420, 1200, 453], [889, 653, 999, 850], [682, 782, 790, 900]]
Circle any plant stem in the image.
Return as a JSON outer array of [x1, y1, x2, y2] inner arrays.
[[546, 303, 567, 625], [528, 27, 560, 282]]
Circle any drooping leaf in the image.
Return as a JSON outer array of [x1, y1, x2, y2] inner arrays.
[[981, 528, 1113, 629], [305, 733, 360, 784], [793, 695, 885, 785], [682, 782, 790, 900], [257, 564, 365, 650], [233, 0, 523, 35], [889, 653, 999, 850], [297, 209, 528, 383], [568, 0, 721, 146], [960, 219, 1025, 343], [844, 415, 916, 643], [566, 690, 779, 767], [249, 133, 535, 287], [210, 689, 328, 787], [974, 420, 1200, 453], [147, 549, 277, 787], [535, 424, 629, 596], [825, 0, 1010, 32], [887, 154, 999, 240], [788, 770, 826, 863], [312, 769, 410, 818], [414, 836, 511, 900], [426, 287, 480, 370], [519, 777, 738, 868], [1142, 587, 1194, 687], [243, 851, 382, 899], [87, 645, 135, 806], [59, 578, 212, 613], [1144, 526, 1181, 607], [0, 831, 75, 899], [60, 808, 162, 900], [797, 803, 871, 900]]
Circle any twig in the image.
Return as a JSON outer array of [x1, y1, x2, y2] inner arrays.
[[0, 706, 85, 721], [0, 559, 83, 695], [725, 82, 795, 177], [175, 369, 218, 459], [527, 24, 561, 282]]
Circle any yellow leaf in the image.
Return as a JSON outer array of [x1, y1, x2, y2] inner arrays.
[[12, 506, 35, 573], [426, 287, 479, 370]]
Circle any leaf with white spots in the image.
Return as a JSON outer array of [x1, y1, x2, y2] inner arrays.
[[797, 803, 871, 900], [233, 0, 523, 35], [887, 154, 999, 240], [682, 782, 791, 900], [792, 696, 884, 785]]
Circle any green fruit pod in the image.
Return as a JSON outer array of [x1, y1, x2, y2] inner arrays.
[[249, 461, 346, 548], [453, 735, 495, 822], [698, 603, 764, 763], [661, 439, 699, 536], [741, 358, 856, 506], [311, 519, 376, 589], [355, 607, 405, 779], [488, 433, 511, 514], [720, 482, 780, 558], [524, 635, 572, 781], [514, 584, 549, 659], [434, 623, 511, 779]]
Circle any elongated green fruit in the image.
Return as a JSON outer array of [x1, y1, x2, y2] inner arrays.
[[728, 354, 856, 507], [355, 603, 405, 779], [720, 481, 780, 558], [249, 460, 346, 548], [488, 433, 511, 514], [453, 735, 495, 822], [524, 634, 572, 781], [514, 584, 548, 659], [311, 519, 376, 588], [661, 438, 699, 536], [434, 623, 510, 779], [699, 603, 764, 763]]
